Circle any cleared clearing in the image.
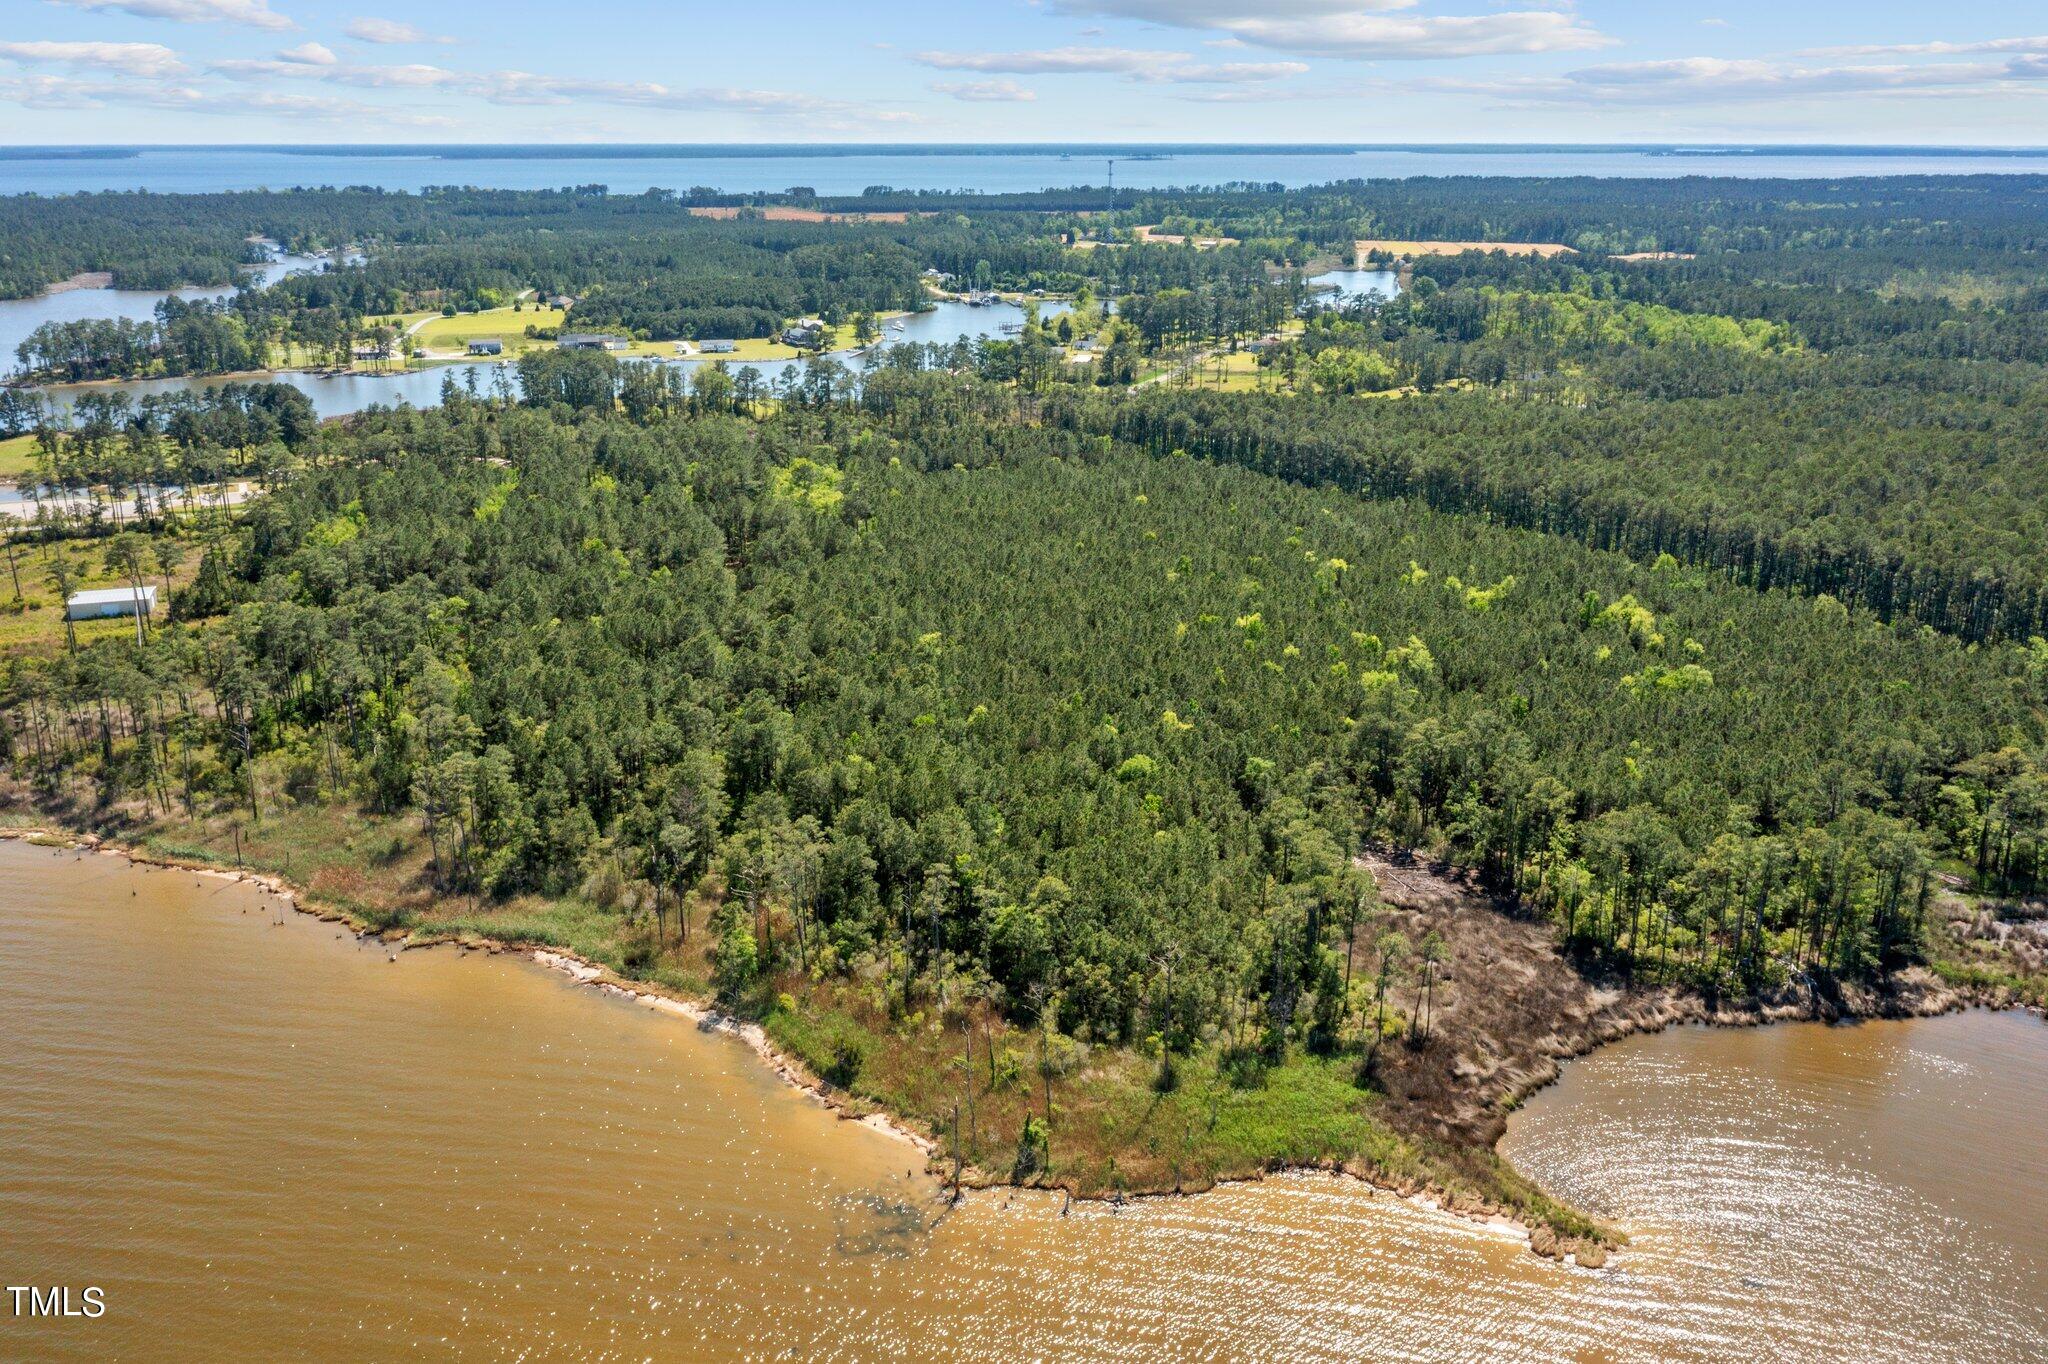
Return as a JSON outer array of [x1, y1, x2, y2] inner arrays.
[[686, 205, 914, 224], [1355, 239, 1574, 263], [1134, 225, 1239, 248]]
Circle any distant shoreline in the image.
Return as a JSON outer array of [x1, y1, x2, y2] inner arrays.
[[0, 150, 138, 162], [8, 142, 2047, 161]]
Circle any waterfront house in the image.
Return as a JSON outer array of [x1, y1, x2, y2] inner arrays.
[[700, 339, 737, 354], [67, 586, 156, 621], [780, 320, 826, 347], [468, 338, 504, 356], [557, 333, 631, 352]]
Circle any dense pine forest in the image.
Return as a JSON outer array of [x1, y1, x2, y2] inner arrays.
[[6, 383, 2044, 1020], [2, 173, 2045, 1221]]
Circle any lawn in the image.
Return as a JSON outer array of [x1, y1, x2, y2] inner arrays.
[[406, 306, 568, 357], [351, 306, 913, 370], [622, 335, 800, 362], [1184, 349, 1284, 393], [623, 313, 909, 363], [0, 434, 41, 483]]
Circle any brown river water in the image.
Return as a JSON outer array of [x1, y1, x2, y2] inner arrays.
[[3, 839, 2044, 1361]]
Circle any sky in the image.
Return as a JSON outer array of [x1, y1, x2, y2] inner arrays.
[[1, 0, 2045, 145]]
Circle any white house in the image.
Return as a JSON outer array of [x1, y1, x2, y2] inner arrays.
[[67, 586, 156, 621]]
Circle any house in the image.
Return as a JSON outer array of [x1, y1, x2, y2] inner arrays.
[[350, 341, 394, 361], [549, 294, 576, 310], [699, 339, 737, 354], [557, 333, 631, 352], [468, 338, 503, 356], [67, 586, 156, 621], [780, 320, 826, 347]]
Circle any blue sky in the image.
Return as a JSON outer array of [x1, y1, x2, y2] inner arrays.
[[2, 0, 2045, 144]]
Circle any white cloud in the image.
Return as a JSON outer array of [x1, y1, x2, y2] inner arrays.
[[316, 60, 460, 88], [1199, 11, 1611, 60], [48, 0, 293, 31], [148, 85, 452, 123], [0, 72, 451, 124], [914, 46, 1305, 82], [1426, 54, 2048, 106], [344, 17, 455, 45], [0, 74, 102, 109], [932, 79, 1038, 102], [212, 57, 464, 87], [1047, 1, 1612, 60], [1797, 35, 2048, 58], [479, 71, 898, 125], [916, 46, 1182, 75], [0, 39, 186, 77], [1171, 84, 1340, 102], [277, 41, 336, 65], [202, 47, 914, 128], [1151, 60, 1308, 82], [1057, 0, 1393, 19]]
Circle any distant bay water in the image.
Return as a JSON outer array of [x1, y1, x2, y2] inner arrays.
[[2, 144, 2044, 196]]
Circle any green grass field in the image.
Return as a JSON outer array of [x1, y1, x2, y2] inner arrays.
[[623, 314, 907, 362], [624, 335, 798, 362], [359, 306, 913, 369], [403, 306, 569, 358], [0, 434, 41, 483]]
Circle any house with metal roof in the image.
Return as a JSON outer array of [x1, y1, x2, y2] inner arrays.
[[557, 333, 631, 352]]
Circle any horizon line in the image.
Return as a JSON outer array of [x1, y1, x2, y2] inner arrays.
[[4, 140, 2048, 152]]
